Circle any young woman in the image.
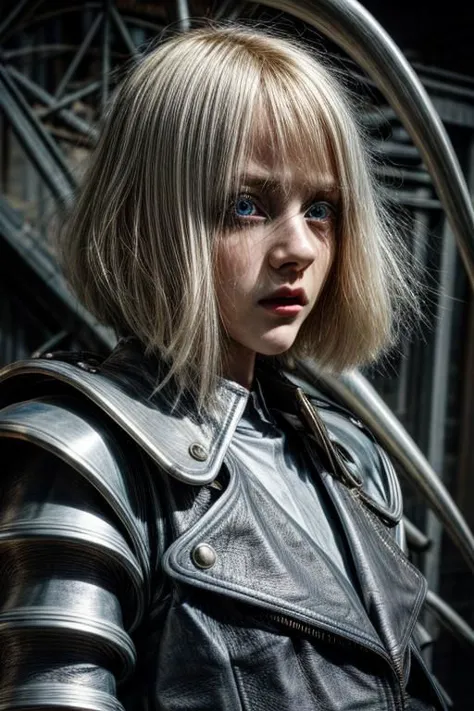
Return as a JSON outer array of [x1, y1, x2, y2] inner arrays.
[[0, 25, 445, 711]]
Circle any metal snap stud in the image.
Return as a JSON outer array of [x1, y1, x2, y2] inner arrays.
[[192, 543, 217, 569], [77, 361, 98, 374], [189, 442, 208, 461]]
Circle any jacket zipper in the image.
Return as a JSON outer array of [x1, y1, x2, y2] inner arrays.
[[265, 611, 407, 710], [296, 389, 363, 491]]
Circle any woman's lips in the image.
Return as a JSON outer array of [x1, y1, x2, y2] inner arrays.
[[259, 297, 305, 316]]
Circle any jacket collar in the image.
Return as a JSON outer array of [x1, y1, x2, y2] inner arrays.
[[100, 341, 252, 484], [95, 339, 254, 485], [92, 339, 313, 486], [0, 339, 251, 486]]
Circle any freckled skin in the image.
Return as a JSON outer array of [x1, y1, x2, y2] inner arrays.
[[215, 153, 337, 388]]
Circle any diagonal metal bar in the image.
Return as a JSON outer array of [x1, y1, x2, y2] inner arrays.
[[403, 518, 431, 553], [38, 81, 101, 119], [110, 6, 139, 57], [425, 590, 474, 647], [0, 0, 34, 43], [0, 66, 75, 205], [7, 64, 98, 141], [215, 0, 247, 20], [253, 0, 474, 290], [31, 331, 70, 359], [296, 360, 474, 576], [0, 196, 115, 352], [101, 0, 112, 113], [54, 11, 103, 99]]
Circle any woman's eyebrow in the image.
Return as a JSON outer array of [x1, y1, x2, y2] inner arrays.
[[238, 175, 280, 192], [238, 173, 340, 199]]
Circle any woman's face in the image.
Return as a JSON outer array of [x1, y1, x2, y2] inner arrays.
[[215, 146, 337, 376]]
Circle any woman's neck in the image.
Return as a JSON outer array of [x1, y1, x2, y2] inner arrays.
[[223, 341, 256, 390]]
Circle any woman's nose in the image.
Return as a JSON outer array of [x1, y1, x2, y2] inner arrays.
[[267, 215, 317, 274]]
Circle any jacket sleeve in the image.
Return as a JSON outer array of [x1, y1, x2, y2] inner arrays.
[[0, 397, 152, 711]]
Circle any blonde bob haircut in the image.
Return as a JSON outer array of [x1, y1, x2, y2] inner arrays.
[[60, 25, 416, 408]]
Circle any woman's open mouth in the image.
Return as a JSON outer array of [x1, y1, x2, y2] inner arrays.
[[258, 288, 307, 317]]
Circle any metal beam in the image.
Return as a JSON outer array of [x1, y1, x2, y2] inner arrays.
[[0, 196, 115, 352], [101, 0, 112, 113], [7, 64, 98, 140], [54, 12, 103, 99], [0, 0, 32, 44], [0, 66, 75, 205], [110, 6, 139, 57], [38, 82, 101, 119]]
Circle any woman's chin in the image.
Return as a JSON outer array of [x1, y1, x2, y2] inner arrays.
[[256, 329, 299, 356]]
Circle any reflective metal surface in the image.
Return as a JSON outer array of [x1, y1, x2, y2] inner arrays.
[[0, 358, 249, 486], [252, 0, 474, 288], [0, 396, 150, 583], [425, 590, 474, 647]]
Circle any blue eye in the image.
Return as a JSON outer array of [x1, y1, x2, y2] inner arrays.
[[306, 202, 333, 221], [234, 195, 258, 218]]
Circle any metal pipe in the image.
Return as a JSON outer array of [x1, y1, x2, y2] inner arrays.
[[296, 360, 474, 575], [425, 589, 474, 647], [101, 1, 111, 113], [174, 0, 191, 32], [253, 0, 474, 289], [403, 517, 432, 553], [423, 220, 458, 645]]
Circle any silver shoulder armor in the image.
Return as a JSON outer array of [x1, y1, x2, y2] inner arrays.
[[0, 355, 248, 486], [0, 394, 153, 711], [0, 394, 152, 592]]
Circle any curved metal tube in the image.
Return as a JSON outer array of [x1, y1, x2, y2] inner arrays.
[[403, 517, 431, 553], [425, 590, 474, 648], [296, 360, 474, 575], [252, 0, 474, 289]]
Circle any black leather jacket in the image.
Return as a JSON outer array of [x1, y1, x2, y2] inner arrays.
[[0, 341, 446, 711]]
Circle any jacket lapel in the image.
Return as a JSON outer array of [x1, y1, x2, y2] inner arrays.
[[163, 459, 387, 656], [322, 472, 427, 664], [258, 366, 427, 664]]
